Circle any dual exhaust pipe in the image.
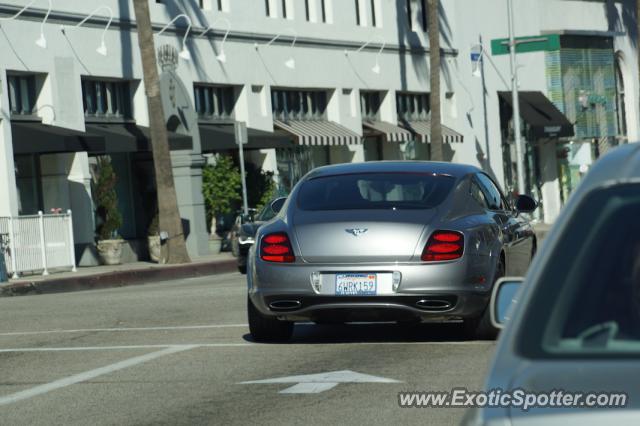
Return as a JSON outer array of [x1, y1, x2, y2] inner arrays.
[[269, 299, 453, 312]]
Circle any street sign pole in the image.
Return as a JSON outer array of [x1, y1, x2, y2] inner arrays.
[[235, 121, 249, 216], [508, 0, 526, 196]]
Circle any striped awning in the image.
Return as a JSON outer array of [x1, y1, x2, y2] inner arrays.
[[362, 120, 413, 142], [400, 120, 464, 144], [274, 119, 361, 146]]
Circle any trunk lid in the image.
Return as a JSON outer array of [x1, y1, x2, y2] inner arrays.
[[293, 209, 437, 263]]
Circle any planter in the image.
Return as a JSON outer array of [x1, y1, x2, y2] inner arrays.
[[209, 236, 222, 254], [96, 239, 124, 265], [148, 235, 161, 263]]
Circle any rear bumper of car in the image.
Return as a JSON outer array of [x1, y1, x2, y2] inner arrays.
[[248, 257, 494, 321], [252, 292, 489, 322]]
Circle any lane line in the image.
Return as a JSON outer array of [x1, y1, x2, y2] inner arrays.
[[0, 345, 197, 406], [0, 324, 248, 337], [0, 340, 492, 353], [0, 344, 253, 352]]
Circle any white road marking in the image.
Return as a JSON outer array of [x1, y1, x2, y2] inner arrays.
[[0, 343, 254, 352], [0, 345, 196, 406], [241, 370, 401, 394], [279, 382, 338, 394], [0, 324, 248, 337], [0, 340, 492, 353]]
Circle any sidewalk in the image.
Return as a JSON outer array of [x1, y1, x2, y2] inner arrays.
[[0, 252, 237, 297]]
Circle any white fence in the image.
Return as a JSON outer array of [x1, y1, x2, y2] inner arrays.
[[0, 211, 77, 278]]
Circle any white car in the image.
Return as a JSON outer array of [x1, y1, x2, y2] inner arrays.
[[464, 143, 640, 425]]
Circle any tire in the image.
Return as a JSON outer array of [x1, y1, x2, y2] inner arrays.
[[464, 256, 505, 340], [248, 296, 294, 342]]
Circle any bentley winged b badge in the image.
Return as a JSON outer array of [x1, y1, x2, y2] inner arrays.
[[345, 228, 368, 237]]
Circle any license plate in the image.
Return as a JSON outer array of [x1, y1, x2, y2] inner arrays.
[[335, 273, 377, 296]]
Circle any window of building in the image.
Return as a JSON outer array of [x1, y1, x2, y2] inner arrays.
[[360, 91, 381, 120], [406, 0, 426, 31], [271, 89, 327, 121], [305, 0, 310, 21], [282, 0, 287, 18], [321, 0, 327, 22], [355, 0, 362, 25], [370, 0, 377, 27], [7, 74, 37, 116], [194, 84, 235, 120], [615, 56, 627, 141], [82, 78, 132, 120], [396, 92, 430, 122]]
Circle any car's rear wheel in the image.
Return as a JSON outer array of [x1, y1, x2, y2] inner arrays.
[[464, 256, 504, 340], [248, 296, 294, 342]]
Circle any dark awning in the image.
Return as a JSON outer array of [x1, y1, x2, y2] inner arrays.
[[498, 91, 574, 139], [199, 123, 295, 152], [86, 124, 192, 153], [11, 121, 104, 154], [11, 121, 192, 155]]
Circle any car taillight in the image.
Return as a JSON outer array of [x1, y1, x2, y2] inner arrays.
[[421, 231, 464, 262], [260, 232, 295, 263]]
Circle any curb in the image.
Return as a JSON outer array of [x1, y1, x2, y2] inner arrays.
[[0, 259, 238, 297]]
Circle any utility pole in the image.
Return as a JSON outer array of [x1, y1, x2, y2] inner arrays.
[[507, 0, 526, 195]]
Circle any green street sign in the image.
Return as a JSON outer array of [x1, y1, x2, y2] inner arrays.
[[491, 34, 560, 55]]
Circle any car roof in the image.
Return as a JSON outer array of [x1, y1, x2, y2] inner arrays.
[[304, 161, 481, 180]]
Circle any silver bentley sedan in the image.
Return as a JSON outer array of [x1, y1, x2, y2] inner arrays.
[[246, 161, 538, 342]]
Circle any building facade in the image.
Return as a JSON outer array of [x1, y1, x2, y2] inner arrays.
[[0, 0, 637, 264]]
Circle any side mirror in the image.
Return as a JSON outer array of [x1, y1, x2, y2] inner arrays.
[[515, 194, 537, 213], [270, 197, 287, 214], [490, 277, 524, 329]]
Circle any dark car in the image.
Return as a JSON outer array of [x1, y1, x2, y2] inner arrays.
[[230, 204, 278, 274]]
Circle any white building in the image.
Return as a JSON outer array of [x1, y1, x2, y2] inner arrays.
[[0, 0, 637, 264]]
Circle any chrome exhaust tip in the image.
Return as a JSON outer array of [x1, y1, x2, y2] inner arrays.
[[415, 299, 453, 311], [268, 300, 302, 311]]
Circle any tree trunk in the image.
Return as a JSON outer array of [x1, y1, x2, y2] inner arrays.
[[427, 0, 443, 161], [132, 0, 190, 264]]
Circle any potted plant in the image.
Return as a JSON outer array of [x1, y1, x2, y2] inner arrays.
[[202, 155, 241, 254], [147, 211, 161, 263], [94, 156, 124, 265]]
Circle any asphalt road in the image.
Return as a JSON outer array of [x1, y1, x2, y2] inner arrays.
[[0, 273, 496, 425]]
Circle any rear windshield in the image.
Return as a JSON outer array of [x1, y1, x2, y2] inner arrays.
[[296, 172, 455, 211]]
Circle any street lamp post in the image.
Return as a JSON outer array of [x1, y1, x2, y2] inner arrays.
[[235, 122, 250, 217], [507, 0, 526, 195]]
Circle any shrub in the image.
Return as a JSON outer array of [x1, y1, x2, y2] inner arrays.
[[202, 155, 242, 233], [94, 156, 123, 241]]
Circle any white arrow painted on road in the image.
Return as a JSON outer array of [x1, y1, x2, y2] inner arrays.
[[240, 370, 401, 394]]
